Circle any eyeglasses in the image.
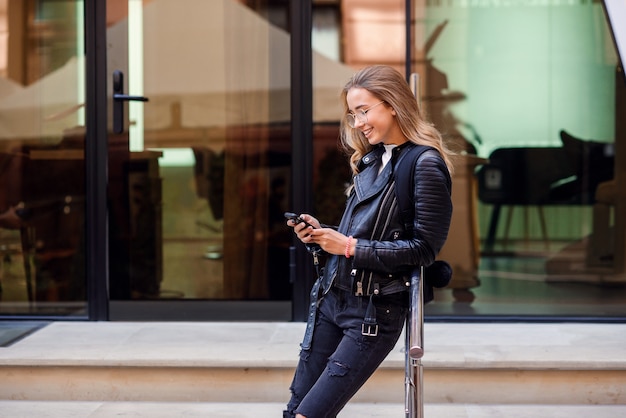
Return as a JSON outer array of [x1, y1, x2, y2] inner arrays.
[[346, 101, 385, 128]]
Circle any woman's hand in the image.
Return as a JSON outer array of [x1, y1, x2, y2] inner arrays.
[[307, 227, 353, 256], [287, 214, 356, 256], [286, 213, 320, 238]]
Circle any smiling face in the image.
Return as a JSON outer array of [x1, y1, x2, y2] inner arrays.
[[345, 87, 406, 146]]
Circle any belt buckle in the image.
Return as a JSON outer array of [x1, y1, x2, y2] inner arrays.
[[361, 323, 378, 337]]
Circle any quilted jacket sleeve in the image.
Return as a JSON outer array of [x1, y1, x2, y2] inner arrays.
[[353, 149, 452, 272]]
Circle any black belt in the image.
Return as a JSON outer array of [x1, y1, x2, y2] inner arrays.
[[362, 279, 409, 337]]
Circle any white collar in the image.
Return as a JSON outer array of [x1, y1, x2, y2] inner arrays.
[[379, 144, 397, 173]]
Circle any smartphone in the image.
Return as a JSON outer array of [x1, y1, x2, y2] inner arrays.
[[284, 212, 314, 228]]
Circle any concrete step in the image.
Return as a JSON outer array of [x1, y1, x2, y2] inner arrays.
[[1, 322, 625, 406], [1, 401, 626, 418], [2, 361, 623, 405]]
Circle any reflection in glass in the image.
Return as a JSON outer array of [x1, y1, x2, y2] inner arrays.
[[415, 1, 624, 317], [0, 0, 86, 316], [318, 0, 626, 318], [107, 0, 301, 303]]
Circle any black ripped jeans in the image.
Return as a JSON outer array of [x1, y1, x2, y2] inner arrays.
[[285, 287, 408, 418]]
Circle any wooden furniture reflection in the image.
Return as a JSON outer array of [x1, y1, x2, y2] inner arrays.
[[0, 142, 87, 303], [0, 133, 163, 303], [0, 222, 34, 303], [438, 154, 487, 302], [34, 143, 164, 300]]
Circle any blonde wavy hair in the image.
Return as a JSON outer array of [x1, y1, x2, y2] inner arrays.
[[339, 65, 454, 176]]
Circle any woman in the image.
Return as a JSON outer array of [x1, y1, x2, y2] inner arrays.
[[284, 65, 454, 418]]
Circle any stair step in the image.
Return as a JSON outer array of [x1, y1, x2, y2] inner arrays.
[[1, 363, 624, 405], [1, 401, 626, 418], [1, 322, 625, 406]]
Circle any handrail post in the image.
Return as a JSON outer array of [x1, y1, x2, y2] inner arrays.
[[405, 266, 425, 418]]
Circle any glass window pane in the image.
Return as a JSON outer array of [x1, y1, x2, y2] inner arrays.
[[107, 0, 294, 319], [414, 1, 623, 318], [0, 0, 87, 316]]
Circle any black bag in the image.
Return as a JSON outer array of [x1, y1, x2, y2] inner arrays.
[[394, 144, 453, 303]]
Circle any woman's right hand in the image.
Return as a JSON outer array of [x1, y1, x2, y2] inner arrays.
[[287, 213, 320, 242]]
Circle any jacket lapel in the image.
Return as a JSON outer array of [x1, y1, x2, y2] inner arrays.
[[353, 148, 392, 203]]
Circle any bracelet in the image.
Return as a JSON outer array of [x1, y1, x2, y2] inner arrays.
[[345, 235, 353, 259]]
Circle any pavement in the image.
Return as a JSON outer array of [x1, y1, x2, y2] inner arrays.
[[0, 321, 625, 417], [1, 401, 626, 418]]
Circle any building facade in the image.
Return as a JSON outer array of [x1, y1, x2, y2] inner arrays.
[[0, 0, 624, 322]]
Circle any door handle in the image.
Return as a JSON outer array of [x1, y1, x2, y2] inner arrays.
[[112, 70, 149, 134]]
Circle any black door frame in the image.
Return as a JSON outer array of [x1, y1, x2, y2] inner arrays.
[[85, 0, 109, 320], [289, 0, 315, 322]]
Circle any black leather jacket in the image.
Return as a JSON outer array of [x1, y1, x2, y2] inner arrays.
[[321, 143, 453, 297]]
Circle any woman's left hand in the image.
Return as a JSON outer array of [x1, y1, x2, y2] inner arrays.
[[304, 228, 355, 257]]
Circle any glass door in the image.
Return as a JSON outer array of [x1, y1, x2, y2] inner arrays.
[[106, 0, 294, 320], [0, 0, 88, 318]]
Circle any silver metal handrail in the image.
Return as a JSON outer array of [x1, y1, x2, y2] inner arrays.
[[405, 72, 425, 418], [404, 266, 425, 418]]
